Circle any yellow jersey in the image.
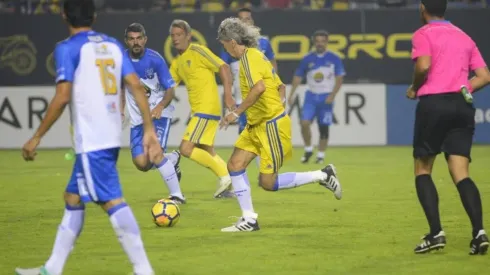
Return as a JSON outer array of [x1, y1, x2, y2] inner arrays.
[[170, 43, 224, 117], [239, 48, 285, 125]]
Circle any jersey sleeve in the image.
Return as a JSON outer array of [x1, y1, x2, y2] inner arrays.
[[470, 42, 486, 71], [54, 42, 77, 83], [334, 56, 346, 76], [220, 49, 233, 64], [241, 51, 265, 88], [411, 31, 431, 60], [263, 39, 275, 60], [154, 54, 176, 90], [192, 45, 224, 73], [294, 56, 309, 78], [169, 59, 181, 85]]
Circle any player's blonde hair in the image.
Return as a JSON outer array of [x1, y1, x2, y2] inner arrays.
[[217, 17, 260, 48], [169, 19, 191, 34]]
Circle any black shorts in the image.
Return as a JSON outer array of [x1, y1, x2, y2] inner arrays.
[[413, 92, 475, 160]]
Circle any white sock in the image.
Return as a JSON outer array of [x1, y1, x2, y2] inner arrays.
[[255, 156, 260, 169], [230, 170, 257, 219], [275, 171, 325, 190], [156, 158, 184, 199], [164, 152, 179, 166], [45, 205, 85, 275], [317, 152, 325, 159], [305, 146, 313, 152], [109, 203, 154, 275]]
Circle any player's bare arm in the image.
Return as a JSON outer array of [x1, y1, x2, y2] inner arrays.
[[221, 80, 265, 129], [22, 81, 72, 161], [288, 75, 302, 106], [326, 76, 343, 104], [219, 63, 235, 110], [469, 66, 490, 92], [120, 84, 126, 118], [278, 84, 286, 106]]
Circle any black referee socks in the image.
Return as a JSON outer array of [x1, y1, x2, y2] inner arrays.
[[457, 178, 484, 238], [416, 174, 442, 236]]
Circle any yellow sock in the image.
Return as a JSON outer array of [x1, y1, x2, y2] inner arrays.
[[190, 148, 229, 178], [213, 154, 228, 172]]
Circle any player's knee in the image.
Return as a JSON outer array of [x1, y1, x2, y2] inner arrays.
[[319, 125, 329, 139], [300, 120, 311, 128], [179, 141, 194, 158], [132, 157, 152, 172], [414, 156, 435, 176], [64, 192, 82, 207]]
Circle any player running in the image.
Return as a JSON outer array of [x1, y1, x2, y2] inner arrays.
[[217, 18, 342, 232], [123, 22, 185, 204], [16, 1, 157, 274], [220, 7, 278, 168], [169, 19, 234, 198], [288, 30, 345, 164]]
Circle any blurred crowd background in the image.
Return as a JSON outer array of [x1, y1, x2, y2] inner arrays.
[[0, 0, 487, 14]]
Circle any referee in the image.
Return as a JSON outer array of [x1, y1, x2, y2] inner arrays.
[[407, 0, 490, 255]]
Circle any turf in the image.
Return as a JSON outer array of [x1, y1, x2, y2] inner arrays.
[[1, 146, 490, 275]]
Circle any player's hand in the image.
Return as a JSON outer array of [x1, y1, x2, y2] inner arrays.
[[325, 94, 336, 104], [142, 130, 162, 162], [406, 85, 417, 100], [22, 136, 41, 161], [220, 112, 239, 130], [151, 105, 164, 119]]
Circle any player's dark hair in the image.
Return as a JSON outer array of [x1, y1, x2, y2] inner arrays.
[[63, 0, 96, 28], [421, 0, 447, 17], [125, 23, 146, 38], [312, 30, 329, 40], [237, 7, 252, 14]]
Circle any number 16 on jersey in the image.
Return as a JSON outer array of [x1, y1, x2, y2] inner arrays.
[[96, 58, 117, 95]]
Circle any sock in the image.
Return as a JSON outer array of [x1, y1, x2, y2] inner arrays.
[[255, 156, 260, 169], [156, 158, 184, 199], [456, 178, 484, 238], [305, 146, 313, 153], [272, 171, 325, 191], [415, 175, 442, 236], [230, 170, 257, 219], [108, 203, 154, 275], [45, 204, 85, 275], [317, 152, 325, 159], [190, 148, 228, 178], [164, 152, 179, 166]]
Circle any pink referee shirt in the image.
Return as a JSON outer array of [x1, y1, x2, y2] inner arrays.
[[411, 20, 487, 96]]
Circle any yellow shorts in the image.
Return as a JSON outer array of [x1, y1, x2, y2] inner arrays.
[[235, 113, 292, 174], [182, 113, 220, 146]]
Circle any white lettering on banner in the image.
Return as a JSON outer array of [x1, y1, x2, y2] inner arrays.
[[475, 108, 490, 124], [0, 85, 387, 149]]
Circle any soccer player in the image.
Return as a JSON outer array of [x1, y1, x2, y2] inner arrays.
[[15, 1, 157, 274], [169, 19, 235, 199], [408, 0, 490, 255], [123, 22, 185, 204], [220, 7, 278, 168], [217, 18, 342, 232], [288, 30, 345, 164]]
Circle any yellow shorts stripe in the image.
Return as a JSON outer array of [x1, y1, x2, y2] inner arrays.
[[191, 46, 221, 69], [190, 118, 208, 144], [266, 121, 283, 173], [240, 53, 254, 88]]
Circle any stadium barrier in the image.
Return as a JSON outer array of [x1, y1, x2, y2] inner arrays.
[[1, 9, 489, 86], [2, 85, 489, 149]]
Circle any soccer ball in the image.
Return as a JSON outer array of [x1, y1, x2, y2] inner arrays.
[[151, 199, 181, 227]]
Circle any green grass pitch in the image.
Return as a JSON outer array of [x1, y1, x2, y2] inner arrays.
[[1, 146, 489, 274]]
